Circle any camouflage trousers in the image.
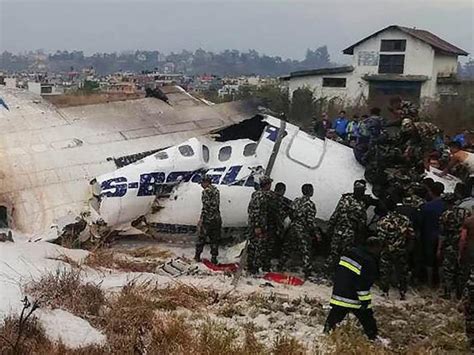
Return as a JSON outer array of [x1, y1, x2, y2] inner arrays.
[[279, 225, 312, 274], [442, 247, 460, 294], [380, 248, 408, 294], [246, 229, 272, 274], [267, 226, 284, 259], [195, 220, 221, 258], [327, 227, 356, 275]]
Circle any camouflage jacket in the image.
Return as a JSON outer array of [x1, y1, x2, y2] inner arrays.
[[377, 211, 414, 251], [329, 193, 368, 231], [290, 196, 317, 234], [268, 192, 292, 230], [402, 195, 425, 209], [400, 100, 419, 120], [440, 207, 471, 249], [200, 185, 221, 224], [414, 122, 441, 147], [248, 190, 270, 230]]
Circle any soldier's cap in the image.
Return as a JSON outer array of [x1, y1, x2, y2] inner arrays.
[[441, 193, 457, 203], [201, 175, 212, 183], [354, 179, 367, 189], [259, 175, 273, 186]]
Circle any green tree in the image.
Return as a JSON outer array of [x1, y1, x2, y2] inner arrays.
[[81, 80, 100, 94], [290, 87, 315, 127]]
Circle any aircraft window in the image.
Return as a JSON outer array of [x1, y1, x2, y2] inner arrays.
[[178, 145, 194, 157], [155, 151, 169, 160], [202, 145, 210, 163], [218, 146, 232, 162], [243, 143, 257, 156]]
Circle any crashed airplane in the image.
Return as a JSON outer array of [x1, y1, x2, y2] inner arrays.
[[0, 85, 458, 239], [91, 115, 458, 237]]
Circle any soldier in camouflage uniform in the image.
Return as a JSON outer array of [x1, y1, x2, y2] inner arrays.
[[246, 176, 273, 274], [195, 175, 221, 264], [401, 119, 441, 168], [377, 202, 414, 300], [389, 96, 419, 122], [327, 180, 376, 275], [268, 182, 292, 260], [439, 193, 471, 299], [280, 184, 319, 276]]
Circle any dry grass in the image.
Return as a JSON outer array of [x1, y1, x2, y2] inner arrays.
[[272, 335, 307, 355], [320, 297, 470, 354], [98, 283, 271, 354], [123, 246, 174, 259], [0, 314, 106, 355], [83, 249, 165, 273], [25, 268, 105, 318], [324, 321, 389, 354], [149, 314, 194, 354], [154, 282, 218, 310], [46, 254, 82, 269], [376, 299, 468, 353]]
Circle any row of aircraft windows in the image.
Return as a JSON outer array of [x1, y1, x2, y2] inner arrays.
[[154, 142, 257, 162]]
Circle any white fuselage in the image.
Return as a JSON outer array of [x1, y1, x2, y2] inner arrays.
[[93, 115, 458, 232]]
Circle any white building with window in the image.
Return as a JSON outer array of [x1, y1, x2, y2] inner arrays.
[[282, 25, 468, 107]]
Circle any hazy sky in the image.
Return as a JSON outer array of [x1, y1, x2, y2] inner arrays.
[[1, 0, 473, 63]]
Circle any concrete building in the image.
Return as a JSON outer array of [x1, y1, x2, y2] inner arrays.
[[105, 82, 137, 94], [27, 82, 63, 96], [283, 25, 468, 107]]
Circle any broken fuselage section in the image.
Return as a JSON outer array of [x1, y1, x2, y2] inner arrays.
[[90, 115, 369, 236]]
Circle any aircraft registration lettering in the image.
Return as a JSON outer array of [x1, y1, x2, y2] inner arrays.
[[138, 172, 165, 196], [100, 165, 252, 198], [101, 177, 128, 197]]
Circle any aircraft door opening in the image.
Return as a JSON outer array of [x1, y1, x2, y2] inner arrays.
[[286, 132, 327, 169]]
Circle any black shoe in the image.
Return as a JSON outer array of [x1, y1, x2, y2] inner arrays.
[[400, 292, 406, 301]]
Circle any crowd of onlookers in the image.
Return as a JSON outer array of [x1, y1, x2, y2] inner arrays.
[[315, 109, 472, 149], [313, 109, 474, 174]]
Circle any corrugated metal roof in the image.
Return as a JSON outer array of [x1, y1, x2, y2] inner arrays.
[[288, 66, 354, 78], [343, 25, 468, 56]]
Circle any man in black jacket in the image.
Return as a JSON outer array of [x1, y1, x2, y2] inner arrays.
[[324, 237, 382, 340]]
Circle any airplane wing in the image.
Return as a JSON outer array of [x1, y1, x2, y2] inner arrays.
[[0, 86, 260, 234]]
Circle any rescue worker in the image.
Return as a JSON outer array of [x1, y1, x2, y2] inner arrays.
[[283, 183, 319, 277], [324, 237, 382, 340], [354, 108, 385, 166], [377, 199, 414, 300], [420, 182, 446, 287], [389, 96, 418, 123], [327, 180, 376, 274], [438, 193, 471, 299], [268, 182, 291, 260], [195, 175, 221, 264], [396, 184, 425, 284], [246, 176, 272, 274], [401, 118, 441, 169]]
